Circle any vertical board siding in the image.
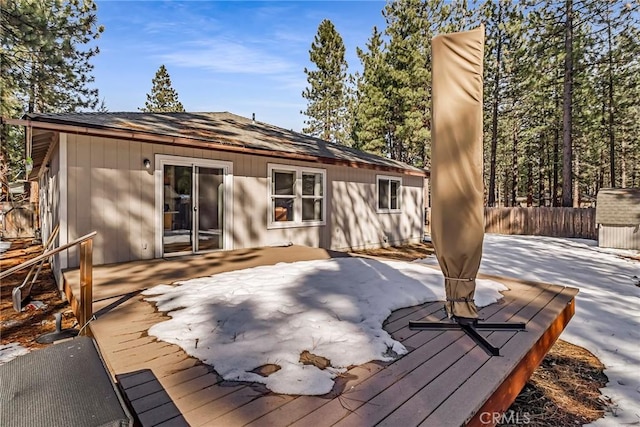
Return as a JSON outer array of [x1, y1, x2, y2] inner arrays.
[[116, 139, 132, 263], [128, 141, 142, 260], [599, 225, 640, 250], [65, 134, 424, 267], [66, 135, 78, 267]]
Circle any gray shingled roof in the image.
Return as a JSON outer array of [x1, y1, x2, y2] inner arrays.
[[26, 112, 427, 175], [596, 188, 640, 225]]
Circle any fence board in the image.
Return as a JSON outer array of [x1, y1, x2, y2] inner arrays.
[[425, 207, 596, 240], [1, 202, 37, 238]]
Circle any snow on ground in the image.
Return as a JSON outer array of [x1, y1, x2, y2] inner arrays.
[[0, 240, 11, 254], [419, 234, 640, 426], [143, 257, 507, 395], [0, 342, 30, 366]]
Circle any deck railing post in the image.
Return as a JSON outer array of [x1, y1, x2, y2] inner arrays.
[[79, 238, 93, 336]]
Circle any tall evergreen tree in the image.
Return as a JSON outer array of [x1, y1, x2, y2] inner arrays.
[[140, 65, 185, 112], [479, 0, 524, 206], [1, 0, 103, 200], [302, 19, 349, 144], [1, 0, 104, 114], [326, 0, 639, 200], [382, 0, 431, 166], [353, 26, 389, 156], [561, 0, 574, 207]]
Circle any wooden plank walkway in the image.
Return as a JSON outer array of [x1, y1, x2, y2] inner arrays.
[[63, 246, 578, 427]]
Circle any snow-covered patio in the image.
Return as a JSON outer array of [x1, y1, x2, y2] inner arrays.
[[141, 257, 508, 396]]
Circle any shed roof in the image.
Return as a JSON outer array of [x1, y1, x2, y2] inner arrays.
[[21, 112, 428, 178], [595, 188, 640, 225]]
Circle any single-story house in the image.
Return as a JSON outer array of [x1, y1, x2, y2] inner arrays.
[[595, 188, 640, 250], [8, 112, 428, 284]]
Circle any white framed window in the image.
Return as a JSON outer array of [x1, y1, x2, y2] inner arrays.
[[268, 164, 326, 228], [377, 175, 402, 213]]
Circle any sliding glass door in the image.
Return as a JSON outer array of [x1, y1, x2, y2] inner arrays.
[[159, 157, 230, 256], [163, 164, 193, 254], [195, 166, 224, 252]]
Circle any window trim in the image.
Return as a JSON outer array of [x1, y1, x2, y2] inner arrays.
[[377, 175, 402, 213], [268, 164, 326, 228]]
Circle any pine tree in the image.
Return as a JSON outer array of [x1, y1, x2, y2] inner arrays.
[[302, 19, 349, 144], [479, 0, 527, 206], [1, 0, 104, 113], [140, 65, 185, 112], [381, 0, 432, 167], [344, 0, 640, 196], [353, 26, 389, 156], [1, 0, 103, 200]]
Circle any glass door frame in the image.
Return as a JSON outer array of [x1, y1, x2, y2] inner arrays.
[[154, 154, 233, 258]]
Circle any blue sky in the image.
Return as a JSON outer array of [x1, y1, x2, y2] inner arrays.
[[92, 1, 387, 131]]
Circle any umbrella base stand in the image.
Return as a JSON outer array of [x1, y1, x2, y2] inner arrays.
[[409, 317, 525, 356]]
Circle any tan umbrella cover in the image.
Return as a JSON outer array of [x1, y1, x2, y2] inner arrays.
[[430, 26, 485, 320]]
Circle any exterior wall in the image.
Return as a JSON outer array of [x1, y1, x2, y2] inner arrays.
[[64, 133, 424, 267], [38, 135, 63, 283], [66, 134, 156, 267], [599, 225, 640, 250], [327, 167, 423, 250]]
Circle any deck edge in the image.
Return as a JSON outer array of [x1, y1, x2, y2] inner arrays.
[[465, 291, 577, 427]]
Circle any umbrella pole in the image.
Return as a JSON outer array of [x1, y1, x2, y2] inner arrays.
[[409, 318, 526, 357]]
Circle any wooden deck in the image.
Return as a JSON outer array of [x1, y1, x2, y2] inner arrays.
[[63, 246, 578, 427]]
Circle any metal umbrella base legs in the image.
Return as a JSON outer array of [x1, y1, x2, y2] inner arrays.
[[409, 317, 526, 356]]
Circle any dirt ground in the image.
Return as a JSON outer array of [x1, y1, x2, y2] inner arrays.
[[1, 239, 609, 425], [0, 239, 78, 350]]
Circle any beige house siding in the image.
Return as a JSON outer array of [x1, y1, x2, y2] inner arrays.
[[38, 135, 63, 282], [595, 188, 640, 225], [598, 225, 640, 250], [596, 188, 640, 250], [61, 133, 423, 268]]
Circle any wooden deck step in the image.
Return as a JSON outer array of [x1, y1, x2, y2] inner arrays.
[[117, 370, 189, 427]]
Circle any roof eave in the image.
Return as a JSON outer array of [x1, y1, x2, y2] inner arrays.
[[6, 117, 429, 178]]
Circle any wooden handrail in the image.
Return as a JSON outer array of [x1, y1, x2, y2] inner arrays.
[[13, 225, 60, 312], [2, 230, 97, 336], [0, 231, 96, 279]]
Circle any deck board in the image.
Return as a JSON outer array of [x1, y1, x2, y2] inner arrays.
[[62, 246, 578, 427]]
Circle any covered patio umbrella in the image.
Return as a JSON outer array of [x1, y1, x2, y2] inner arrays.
[[410, 26, 525, 356], [430, 25, 485, 321]]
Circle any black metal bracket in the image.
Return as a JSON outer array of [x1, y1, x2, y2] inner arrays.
[[409, 318, 526, 356]]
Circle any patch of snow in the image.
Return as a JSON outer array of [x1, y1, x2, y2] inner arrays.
[[143, 257, 506, 395], [0, 342, 30, 365]]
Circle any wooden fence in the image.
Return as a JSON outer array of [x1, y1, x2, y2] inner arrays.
[[1, 202, 37, 238], [425, 207, 597, 240]]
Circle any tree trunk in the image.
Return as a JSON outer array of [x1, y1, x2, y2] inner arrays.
[[553, 71, 560, 207], [607, 12, 616, 188], [547, 134, 553, 207], [527, 155, 533, 207], [488, 1, 503, 207], [538, 133, 546, 206], [573, 146, 580, 207], [599, 148, 606, 190], [621, 133, 627, 187], [562, 0, 573, 207], [511, 124, 518, 207]]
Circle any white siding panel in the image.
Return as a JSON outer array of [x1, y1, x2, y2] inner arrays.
[[599, 225, 640, 250]]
